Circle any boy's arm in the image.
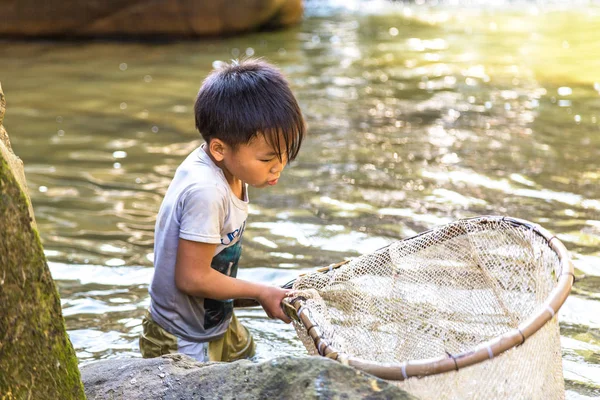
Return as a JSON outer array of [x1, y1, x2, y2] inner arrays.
[[174, 238, 291, 323]]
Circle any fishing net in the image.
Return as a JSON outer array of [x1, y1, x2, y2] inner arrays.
[[285, 216, 573, 400]]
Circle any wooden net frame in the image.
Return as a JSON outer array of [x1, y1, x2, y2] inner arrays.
[[282, 216, 573, 398]]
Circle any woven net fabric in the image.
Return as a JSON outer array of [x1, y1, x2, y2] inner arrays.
[[291, 217, 565, 399]]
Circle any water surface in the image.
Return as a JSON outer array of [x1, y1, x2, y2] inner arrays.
[[1, 1, 599, 398]]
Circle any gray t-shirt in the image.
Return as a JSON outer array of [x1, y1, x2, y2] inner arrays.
[[149, 144, 248, 342]]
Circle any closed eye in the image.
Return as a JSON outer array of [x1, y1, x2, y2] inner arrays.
[[260, 158, 275, 163]]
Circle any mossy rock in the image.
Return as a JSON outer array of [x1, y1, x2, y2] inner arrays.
[[0, 83, 85, 399]]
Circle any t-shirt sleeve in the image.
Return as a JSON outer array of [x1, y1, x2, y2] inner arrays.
[[178, 184, 226, 244]]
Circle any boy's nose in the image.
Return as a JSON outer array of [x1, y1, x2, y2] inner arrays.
[[270, 160, 285, 174]]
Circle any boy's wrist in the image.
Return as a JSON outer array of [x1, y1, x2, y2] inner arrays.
[[251, 282, 269, 301]]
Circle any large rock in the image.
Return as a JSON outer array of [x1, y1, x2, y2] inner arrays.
[[81, 354, 416, 399], [0, 84, 35, 229], [0, 0, 303, 38], [0, 84, 85, 399]]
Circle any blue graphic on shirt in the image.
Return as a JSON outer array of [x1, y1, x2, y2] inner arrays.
[[203, 239, 243, 330], [220, 221, 246, 246]]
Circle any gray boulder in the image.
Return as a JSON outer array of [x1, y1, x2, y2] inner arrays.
[[81, 354, 416, 399]]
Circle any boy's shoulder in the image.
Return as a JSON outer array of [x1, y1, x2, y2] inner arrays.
[[166, 147, 229, 202], [175, 147, 221, 183]]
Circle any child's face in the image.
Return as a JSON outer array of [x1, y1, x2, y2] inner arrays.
[[221, 134, 287, 188]]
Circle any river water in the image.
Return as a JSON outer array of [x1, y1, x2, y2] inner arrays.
[[1, 1, 598, 398]]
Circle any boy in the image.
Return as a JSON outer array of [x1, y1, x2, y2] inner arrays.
[[140, 59, 305, 362]]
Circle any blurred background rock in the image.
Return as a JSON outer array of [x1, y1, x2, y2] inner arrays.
[[0, 0, 303, 38]]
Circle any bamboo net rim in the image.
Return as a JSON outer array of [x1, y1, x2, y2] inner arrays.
[[283, 215, 574, 381]]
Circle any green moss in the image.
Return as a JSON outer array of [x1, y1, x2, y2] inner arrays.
[[0, 154, 85, 398]]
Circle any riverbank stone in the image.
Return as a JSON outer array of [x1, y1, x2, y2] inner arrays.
[[0, 0, 303, 38], [0, 84, 85, 399], [81, 354, 417, 399]]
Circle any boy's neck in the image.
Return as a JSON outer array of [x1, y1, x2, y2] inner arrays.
[[202, 145, 244, 200]]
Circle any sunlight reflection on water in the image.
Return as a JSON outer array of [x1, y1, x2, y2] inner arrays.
[[2, 1, 600, 397]]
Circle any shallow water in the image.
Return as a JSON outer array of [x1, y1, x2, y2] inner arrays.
[[1, 1, 599, 398]]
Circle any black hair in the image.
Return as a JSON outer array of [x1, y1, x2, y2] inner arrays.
[[194, 59, 305, 162]]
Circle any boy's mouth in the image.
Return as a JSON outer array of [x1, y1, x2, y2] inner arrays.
[[267, 179, 278, 186]]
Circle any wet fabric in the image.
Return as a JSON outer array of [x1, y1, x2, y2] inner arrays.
[[140, 309, 255, 362]]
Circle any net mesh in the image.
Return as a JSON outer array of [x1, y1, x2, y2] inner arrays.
[[291, 217, 565, 399]]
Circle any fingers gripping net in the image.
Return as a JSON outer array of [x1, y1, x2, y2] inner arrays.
[[290, 216, 569, 399]]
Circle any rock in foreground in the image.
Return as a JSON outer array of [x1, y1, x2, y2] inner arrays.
[[81, 354, 416, 399]]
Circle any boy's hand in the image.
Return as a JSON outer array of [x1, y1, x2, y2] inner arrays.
[[257, 286, 292, 324]]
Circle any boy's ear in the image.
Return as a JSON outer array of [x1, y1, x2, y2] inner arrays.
[[208, 139, 227, 161]]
